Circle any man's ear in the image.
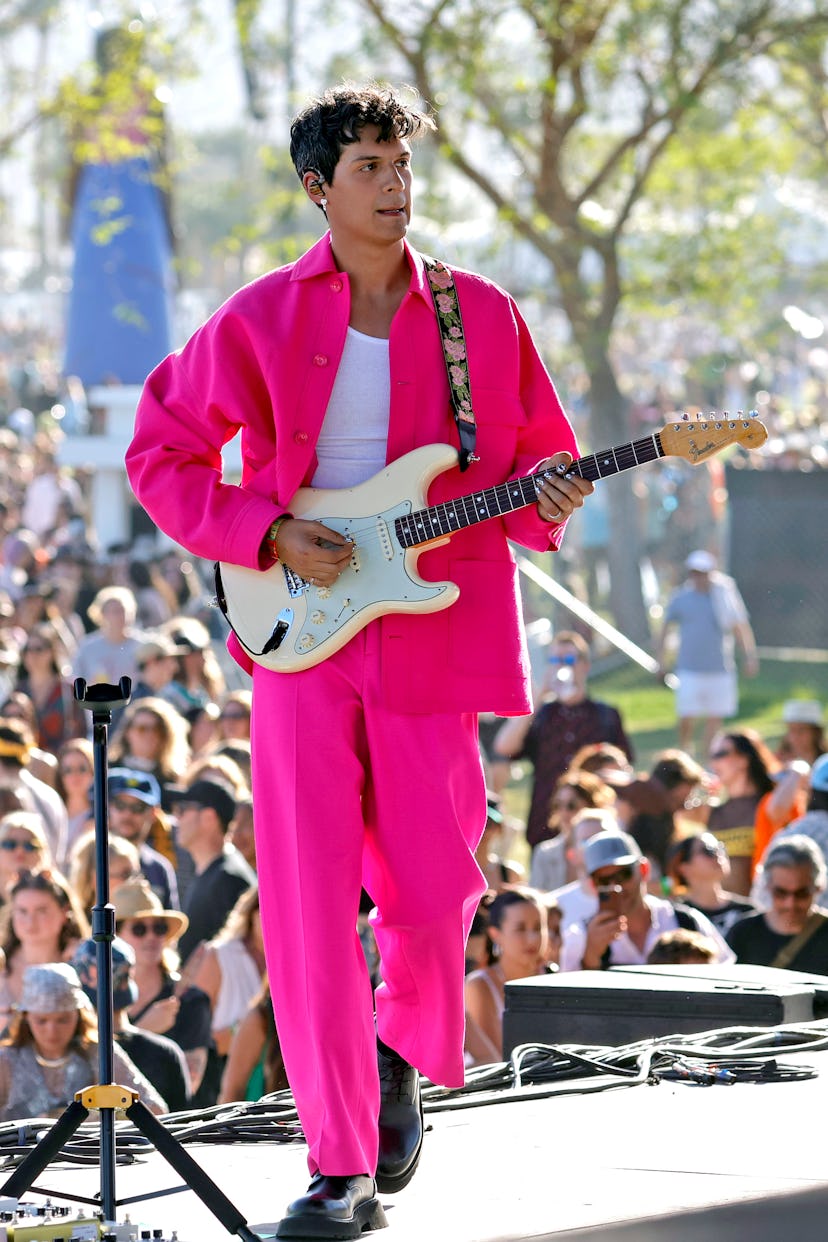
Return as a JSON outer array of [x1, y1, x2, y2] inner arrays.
[[639, 857, 651, 882], [302, 170, 327, 205]]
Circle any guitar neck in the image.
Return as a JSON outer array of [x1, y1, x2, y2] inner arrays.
[[395, 431, 665, 549]]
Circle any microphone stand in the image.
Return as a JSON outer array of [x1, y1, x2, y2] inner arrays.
[[0, 678, 261, 1241]]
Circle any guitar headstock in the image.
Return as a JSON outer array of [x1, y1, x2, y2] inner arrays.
[[659, 410, 768, 463]]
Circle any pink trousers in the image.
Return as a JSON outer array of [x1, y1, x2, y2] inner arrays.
[[250, 623, 487, 1177]]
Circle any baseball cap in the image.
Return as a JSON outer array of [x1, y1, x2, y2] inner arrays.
[[685, 550, 716, 573], [168, 777, 237, 827], [108, 768, 162, 807], [783, 700, 824, 727], [136, 635, 184, 667], [583, 829, 642, 875], [72, 936, 139, 1011], [811, 754, 828, 794]]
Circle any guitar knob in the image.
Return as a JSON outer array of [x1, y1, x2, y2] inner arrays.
[[316, 586, 332, 600], [297, 634, 316, 651], [310, 610, 326, 625]]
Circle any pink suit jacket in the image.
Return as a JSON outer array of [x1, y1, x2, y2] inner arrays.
[[126, 235, 578, 715]]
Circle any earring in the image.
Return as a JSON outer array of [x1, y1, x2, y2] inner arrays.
[[320, 197, 328, 208]]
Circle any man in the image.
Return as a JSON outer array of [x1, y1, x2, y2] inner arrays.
[[108, 768, 179, 909], [656, 549, 758, 755], [492, 630, 632, 849], [72, 935, 191, 1112], [126, 83, 591, 1239], [728, 835, 828, 971], [559, 828, 733, 971], [169, 777, 254, 965]]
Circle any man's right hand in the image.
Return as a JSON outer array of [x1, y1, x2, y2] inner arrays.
[[273, 517, 354, 587], [581, 908, 626, 970]]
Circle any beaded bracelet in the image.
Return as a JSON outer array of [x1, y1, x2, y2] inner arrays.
[[263, 516, 289, 563]]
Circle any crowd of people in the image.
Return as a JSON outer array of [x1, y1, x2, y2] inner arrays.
[[0, 411, 820, 1116], [466, 628, 827, 1065], [0, 422, 279, 1121]]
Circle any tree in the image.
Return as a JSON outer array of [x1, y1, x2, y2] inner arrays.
[[351, 0, 828, 640]]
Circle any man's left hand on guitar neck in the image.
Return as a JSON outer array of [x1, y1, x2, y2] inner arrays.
[[535, 451, 594, 524]]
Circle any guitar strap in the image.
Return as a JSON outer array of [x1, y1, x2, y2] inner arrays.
[[422, 256, 478, 471]]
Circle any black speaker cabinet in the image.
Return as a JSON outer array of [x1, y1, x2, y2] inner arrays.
[[503, 967, 815, 1055], [613, 962, 828, 1018]]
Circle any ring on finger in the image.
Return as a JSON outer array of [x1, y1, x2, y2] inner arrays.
[[546, 508, 562, 523]]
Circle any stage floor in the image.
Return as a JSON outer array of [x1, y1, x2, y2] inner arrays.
[[10, 1020, 828, 1242]]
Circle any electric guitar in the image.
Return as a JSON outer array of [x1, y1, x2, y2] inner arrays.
[[215, 412, 767, 672]]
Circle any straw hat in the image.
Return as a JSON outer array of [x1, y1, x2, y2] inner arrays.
[[112, 879, 189, 944]]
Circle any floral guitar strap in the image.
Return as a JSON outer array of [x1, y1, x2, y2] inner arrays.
[[422, 256, 478, 471]]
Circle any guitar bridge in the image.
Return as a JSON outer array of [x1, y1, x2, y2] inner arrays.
[[282, 564, 307, 597]]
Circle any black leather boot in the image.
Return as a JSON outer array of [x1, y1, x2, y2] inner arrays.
[[275, 1173, 387, 1238], [375, 1039, 424, 1194]]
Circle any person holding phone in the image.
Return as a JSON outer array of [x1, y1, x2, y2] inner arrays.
[[559, 829, 733, 971]]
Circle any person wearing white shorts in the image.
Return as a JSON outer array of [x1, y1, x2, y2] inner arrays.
[[656, 550, 758, 755]]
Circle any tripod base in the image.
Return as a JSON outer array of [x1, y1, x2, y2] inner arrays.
[[0, 1093, 262, 1241]]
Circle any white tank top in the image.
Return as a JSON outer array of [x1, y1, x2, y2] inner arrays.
[[311, 327, 391, 489]]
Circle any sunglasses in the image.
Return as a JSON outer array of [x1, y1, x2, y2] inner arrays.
[[111, 796, 149, 814], [220, 710, 248, 721], [770, 885, 814, 902], [548, 654, 578, 666], [0, 838, 40, 852], [592, 866, 635, 885], [128, 919, 170, 938], [554, 799, 581, 812], [709, 749, 735, 761]]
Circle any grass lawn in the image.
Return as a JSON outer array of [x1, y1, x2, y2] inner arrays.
[[590, 654, 825, 767]]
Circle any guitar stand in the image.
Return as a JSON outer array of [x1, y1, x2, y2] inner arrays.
[[0, 678, 261, 1242]]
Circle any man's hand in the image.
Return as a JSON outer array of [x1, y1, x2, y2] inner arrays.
[[274, 517, 354, 587], [535, 451, 594, 525], [581, 908, 627, 970]]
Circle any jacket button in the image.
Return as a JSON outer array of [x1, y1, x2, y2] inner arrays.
[[294, 431, 309, 444], [329, 279, 343, 293], [313, 353, 328, 367]]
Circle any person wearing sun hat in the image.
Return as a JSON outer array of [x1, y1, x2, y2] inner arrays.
[[655, 549, 759, 755], [777, 700, 826, 767], [0, 961, 166, 1121], [112, 878, 211, 1096], [73, 936, 190, 1112]]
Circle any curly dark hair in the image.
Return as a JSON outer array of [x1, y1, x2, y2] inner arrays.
[[289, 82, 436, 190]]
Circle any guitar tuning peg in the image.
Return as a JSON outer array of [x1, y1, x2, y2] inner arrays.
[[721, 410, 729, 418], [681, 412, 690, 421], [749, 408, 759, 418]]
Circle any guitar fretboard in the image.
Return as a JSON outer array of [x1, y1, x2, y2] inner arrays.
[[395, 431, 664, 549]]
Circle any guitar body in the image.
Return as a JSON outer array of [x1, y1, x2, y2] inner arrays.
[[216, 443, 461, 673], [216, 413, 767, 674]]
